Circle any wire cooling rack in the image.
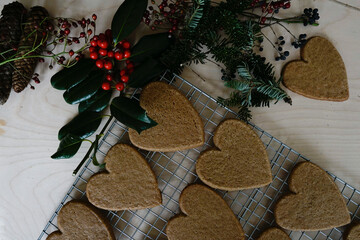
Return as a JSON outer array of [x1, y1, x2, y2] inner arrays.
[[39, 71, 360, 240]]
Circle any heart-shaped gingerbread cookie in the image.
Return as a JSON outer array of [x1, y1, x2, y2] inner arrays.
[[346, 223, 360, 240], [47, 201, 115, 240], [129, 82, 204, 152], [257, 228, 290, 240], [166, 184, 245, 240], [86, 144, 162, 211], [282, 36, 348, 101], [196, 119, 272, 191], [275, 161, 350, 231]]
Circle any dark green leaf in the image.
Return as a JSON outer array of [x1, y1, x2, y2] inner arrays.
[[78, 89, 112, 113], [131, 33, 172, 63], [51, 134, 83, 159], [91, 136, 100, 166], [110, 96, 157, 134], [58, 111, 102, 140], [51, 59, 94, 90], [111, 0, 148, 45], [63, 70, 105, 105], [128, 59, 166, 88]]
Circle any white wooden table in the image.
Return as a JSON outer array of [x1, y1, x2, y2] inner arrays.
[[0, 0, 359, 239]]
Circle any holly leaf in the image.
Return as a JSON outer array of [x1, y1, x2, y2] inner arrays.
[[110, 96, 157, 134], [63, 70, 105, 105], [51, 134, 83, 159], [79, 89, 113, 113], [58, 111, 102, 140], [51, 59, 94, 90], [111, 0, 148, 45], [128, 58, 166, 88], [131, 33, 172, 63], [91, 136, 100, 166]]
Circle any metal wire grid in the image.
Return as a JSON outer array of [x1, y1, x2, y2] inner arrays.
[[38, 71, 360, 240]]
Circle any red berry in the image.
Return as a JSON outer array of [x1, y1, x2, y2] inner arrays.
[[96, 59, 104, 68], [75, 55, 81, 61], [124, 50, 131, 58], [93, 35, 99, 41], [284, 2, 291, 8], [99, 33, 106, 40], [106, 74, 113, 81], [268, 8, 273, 13], [89, 46, 96, 53], [104, 60, 113, 70], [98, 48, 108, 56], [107, 51, 114, 58], [260, 17, 267, 24], [102, 82, 111, 90], [90, 40, 97, 47], [105, 29, 112, 41], [64, 28, 70, 35], [126, 60, 131, 64], [116, 82, 124, 91], [87, 29, 93, 35], [69, 50, 74, 56], [128, 68, 134, 74], [122, 41, 130, 49], [92, 14, 97, 20], [115, 51, 124, 61], [126, 62, 134, 69], [121, 75, 129, 83], [120, 69, 127, 76], [98, 40, 108, 49], [90, 52, 98, 60]]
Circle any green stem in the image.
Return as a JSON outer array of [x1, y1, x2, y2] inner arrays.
[[82, 139, 93, 144], [72, 116, 114, 176]]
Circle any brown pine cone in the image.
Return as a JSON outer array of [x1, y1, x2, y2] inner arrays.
[[12, 6, 49, 93], [0, 1, 26, 104]]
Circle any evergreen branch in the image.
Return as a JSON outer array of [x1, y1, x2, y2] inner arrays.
[[256, 84, 288, 102], [188, 0, 206, 29], [225, 80, 251, 92]]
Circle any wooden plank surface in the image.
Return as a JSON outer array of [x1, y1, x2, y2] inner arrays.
[[0, 0, 359, 239]]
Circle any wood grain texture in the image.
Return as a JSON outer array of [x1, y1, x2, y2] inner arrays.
[[0, 0, 359, 239]]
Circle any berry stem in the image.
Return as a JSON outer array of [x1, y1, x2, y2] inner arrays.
[[260, 31, 282, 54]]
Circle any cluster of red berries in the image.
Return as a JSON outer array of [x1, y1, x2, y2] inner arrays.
[[88, 29, 134, 92], [45, 14, 98, 68], [144, 0, 186, 36], [253, 0, 291, 24], [259, 0, 291, 13]]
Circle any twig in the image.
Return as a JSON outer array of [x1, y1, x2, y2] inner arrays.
[[184, 64, 206, 81]]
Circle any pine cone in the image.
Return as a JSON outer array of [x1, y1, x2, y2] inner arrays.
[[12, 6, 49, 93], [0, 1, 26, 104]]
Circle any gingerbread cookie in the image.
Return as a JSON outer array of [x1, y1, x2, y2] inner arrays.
[[346, 223, 360, 240], [282, 36, 348, 101], [166, 184, 245, 240], [275, 161, 350, 231], [46, 201, 115, 240], [257, 228, 290, 240], [86, 144, 161, 211], [129, 82, 204, 152], [196, 119, 272, 191]]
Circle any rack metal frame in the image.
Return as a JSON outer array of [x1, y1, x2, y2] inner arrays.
[[39, 72, 360, 240]]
